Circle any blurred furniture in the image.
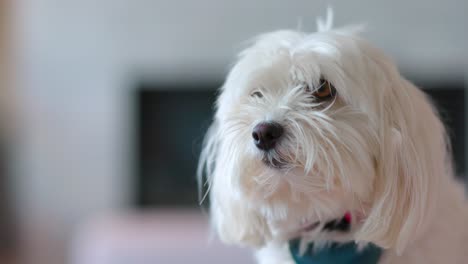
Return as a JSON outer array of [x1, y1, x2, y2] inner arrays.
[[71, 211, 254, 264]]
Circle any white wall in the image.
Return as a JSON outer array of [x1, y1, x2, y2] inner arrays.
[[13, 0, 467, 253]]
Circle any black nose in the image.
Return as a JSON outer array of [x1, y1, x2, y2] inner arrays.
[[252, 122, 284, 150]]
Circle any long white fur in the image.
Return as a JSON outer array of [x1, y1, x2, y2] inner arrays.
[[198, 16, 468, 264]]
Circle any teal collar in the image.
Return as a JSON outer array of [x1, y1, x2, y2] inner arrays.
[[289, 240, 383, 264]]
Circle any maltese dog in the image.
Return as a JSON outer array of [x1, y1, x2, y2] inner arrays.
[[198, 11, 467, 264]]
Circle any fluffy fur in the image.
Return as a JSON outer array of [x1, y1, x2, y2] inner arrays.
[[198, 14, 468, 264]]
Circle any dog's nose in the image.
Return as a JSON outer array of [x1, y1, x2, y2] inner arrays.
[[252, 122, 284, 150]]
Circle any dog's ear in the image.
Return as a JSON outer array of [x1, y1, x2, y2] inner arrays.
[[356, 78, 450, 254], [198, 121, 270, 247]]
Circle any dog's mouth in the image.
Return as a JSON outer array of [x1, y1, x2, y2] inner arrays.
[[262, 155, 287, 169], [299, 212, 352, 234]]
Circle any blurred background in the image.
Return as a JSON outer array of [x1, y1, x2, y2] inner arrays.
[[0, 0, 466, 263]]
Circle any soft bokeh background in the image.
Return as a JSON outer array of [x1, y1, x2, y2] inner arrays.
[[1, 0, 467, 263]]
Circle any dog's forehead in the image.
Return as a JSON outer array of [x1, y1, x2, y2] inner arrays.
[[247, 57, 297, 91], [244, 50, 336, 94], [240, 33, 363, 90]]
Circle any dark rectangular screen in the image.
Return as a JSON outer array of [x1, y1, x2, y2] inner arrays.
[[136, 85, 217, 207]]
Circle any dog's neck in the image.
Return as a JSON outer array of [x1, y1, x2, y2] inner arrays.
[[290, 213, 383, 264]]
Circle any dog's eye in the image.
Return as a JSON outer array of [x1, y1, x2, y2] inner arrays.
[[312, 79, 336, 100], [251, 91, 263, 98]]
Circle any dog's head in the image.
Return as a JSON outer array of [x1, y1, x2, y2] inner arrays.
[[198, 27, 450, 254]]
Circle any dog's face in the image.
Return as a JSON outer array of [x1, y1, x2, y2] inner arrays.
[[199, 29, 449, 254]]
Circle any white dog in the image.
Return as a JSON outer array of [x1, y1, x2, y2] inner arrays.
[[198, 13, 468, 264]]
